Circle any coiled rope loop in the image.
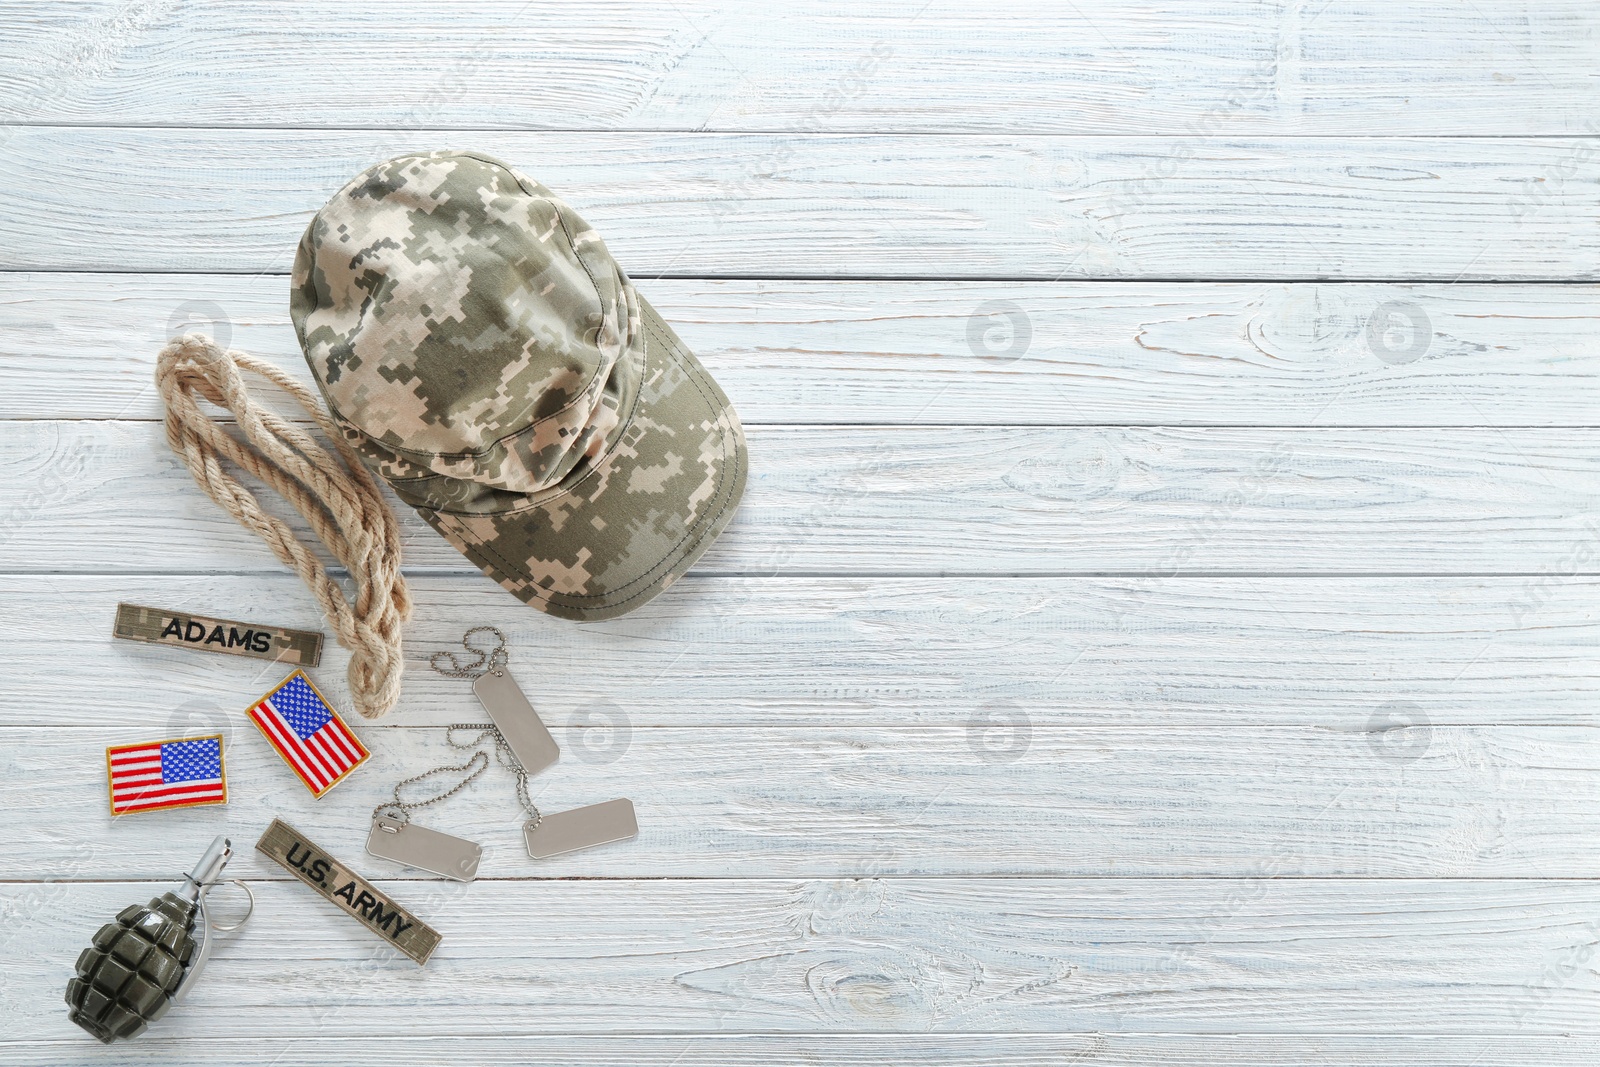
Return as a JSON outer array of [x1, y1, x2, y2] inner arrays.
[[156, 334, 411, 718]]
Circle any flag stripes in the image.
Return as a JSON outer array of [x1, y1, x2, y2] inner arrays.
[[246, 671, 368, 798]]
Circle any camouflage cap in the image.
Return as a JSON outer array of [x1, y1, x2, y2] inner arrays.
[[289, 151, 747, 620]]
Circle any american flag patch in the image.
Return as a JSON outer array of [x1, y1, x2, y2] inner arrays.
[[247, 670, 369, 797], [105, 734, 227, 816]]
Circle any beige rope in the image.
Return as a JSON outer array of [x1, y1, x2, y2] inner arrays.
[[155, 334, 412, 719]]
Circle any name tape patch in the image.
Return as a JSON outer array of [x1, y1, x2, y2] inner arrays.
[[256, 818, 441, 965], [114, 603, 323, 666]]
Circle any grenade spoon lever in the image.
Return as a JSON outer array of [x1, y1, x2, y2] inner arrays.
[[173, 834, 235, 1003]]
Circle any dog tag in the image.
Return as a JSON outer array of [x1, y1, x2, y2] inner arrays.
[[472, 670, 559, 776], [367, 812, 482, 882], [525, 798, 638, 859]]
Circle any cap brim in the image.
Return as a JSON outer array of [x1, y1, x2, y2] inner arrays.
[[415, 296, 747, 620]]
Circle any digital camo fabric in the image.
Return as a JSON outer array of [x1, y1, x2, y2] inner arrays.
[[292, 151, 636, 494], [291, 151, 747, 620]]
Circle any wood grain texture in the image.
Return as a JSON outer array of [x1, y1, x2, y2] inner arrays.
[[4, 574, 1594, 730], [8, 1034, 1599, 1067], [3, 420, 1596, 575], [3, 2, 1596, 1058], [5, 879, 1600, 1036], [7, 273, 1599, 426], [1, 1, 1594, 135], [7, 721, 1600, 880], [5, 129, 1598, 279]]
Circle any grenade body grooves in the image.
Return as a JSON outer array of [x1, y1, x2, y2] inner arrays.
[[64, 891, 198, 1043]]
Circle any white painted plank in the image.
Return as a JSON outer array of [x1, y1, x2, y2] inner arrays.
[[3, 420, 1596, 575], [4, 879, 1599, 1035], [4, 129, 1597, 279], [1, 1, 1594, 135], [7, 1034, 1597, 1067], [6, 722, 1599, 880], [3, 574, 1592, 730], [6, 273, 1598, 426]]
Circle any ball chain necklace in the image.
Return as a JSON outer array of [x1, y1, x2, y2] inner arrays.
[[365, 627, 637, 882]]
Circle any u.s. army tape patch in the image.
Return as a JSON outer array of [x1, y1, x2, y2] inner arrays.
[[256, 818, 441, 965], [114, 603, 324, 666]]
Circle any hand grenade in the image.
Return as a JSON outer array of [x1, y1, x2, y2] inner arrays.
[[65, 835, 251, 1043]]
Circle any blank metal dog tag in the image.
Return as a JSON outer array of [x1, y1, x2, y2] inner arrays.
[[472, 670, 559, 776], [525, 798, 638, 859], [367, 813, 482, 882]]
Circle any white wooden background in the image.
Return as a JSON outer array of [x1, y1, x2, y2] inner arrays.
[[2, 2, 1598, 1064]]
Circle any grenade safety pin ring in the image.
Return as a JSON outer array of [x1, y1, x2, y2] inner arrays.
[[66, 835, 253, 1043], [203, 879, 254, 933]]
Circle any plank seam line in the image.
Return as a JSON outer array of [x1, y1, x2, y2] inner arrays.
[[11, 875, 1600, 884], [5, 269, 1599, 284], [16, 418, 1600, 431], [2, 570, 1594, 580], [7, 124, 1600, 139], [7, 270, 1600, 286]]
